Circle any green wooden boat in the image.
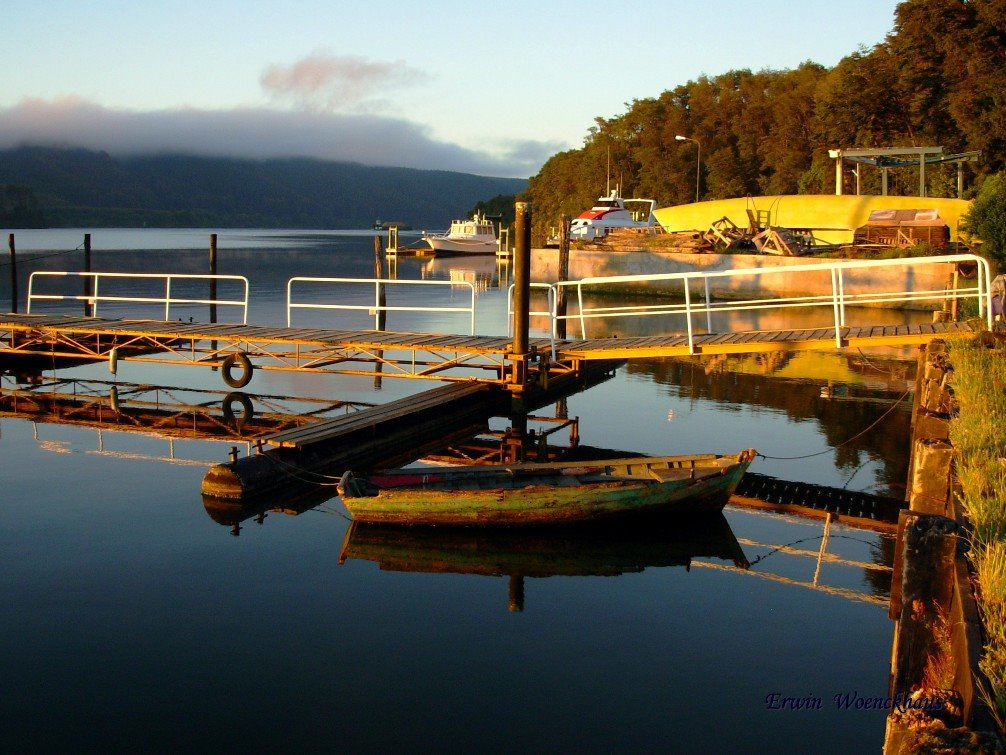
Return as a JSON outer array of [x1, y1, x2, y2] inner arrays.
[[337, 449, 756, 526]]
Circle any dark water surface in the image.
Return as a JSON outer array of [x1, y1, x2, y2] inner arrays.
[[1, 230, 910, 751]]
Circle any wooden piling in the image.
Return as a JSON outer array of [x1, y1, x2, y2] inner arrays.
[[511, 202, 531, 389], [209, 233, 218, 324], [7, 234, 16, 314], [83, 233, 92, 317], [885, 338, 1001, 748], [556, 214, 570, 340]]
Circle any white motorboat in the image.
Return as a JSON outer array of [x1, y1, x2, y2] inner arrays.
[[423, 214, 498, 256], [568, 190, 657, 241]]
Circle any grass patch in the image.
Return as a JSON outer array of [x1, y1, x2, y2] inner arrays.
[[948, 335, 1006, 726]]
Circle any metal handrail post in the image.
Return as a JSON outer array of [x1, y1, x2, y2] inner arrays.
[[578, 283, 587, 339], [837, 267, 847, 326], [469, 284, 476, 336], [164, 276, 173, 321], [684, 279, 694, 353], [830, 268, 842, 348], [92, 274, 101, 318], [704, 277, 712, 332]]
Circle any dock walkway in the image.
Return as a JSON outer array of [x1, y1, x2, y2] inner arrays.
[[0, 312, 979, 390]]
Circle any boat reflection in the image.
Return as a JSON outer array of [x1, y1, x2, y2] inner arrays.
[[419, 253, 510, 291], [338, 513, 749, 612]]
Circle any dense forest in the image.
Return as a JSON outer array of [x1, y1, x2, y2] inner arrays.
[[526, 0, 1006, 241], [0, 148, 526, 230]]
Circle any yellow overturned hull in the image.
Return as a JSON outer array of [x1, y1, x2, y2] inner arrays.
[[652, 194, 971, 245]]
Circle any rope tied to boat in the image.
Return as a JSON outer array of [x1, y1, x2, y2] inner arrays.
[[755, 384, 912, 461]]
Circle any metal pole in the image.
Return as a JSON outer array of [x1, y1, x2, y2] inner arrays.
[[209, 233, 218, 323], [512, 202, 531, 389], [373, 235, 386, 389], [7, 233, 17, 313], [695, 140, 701, 203], [83, 233, 92, 316], [373, 235, 386, 331]]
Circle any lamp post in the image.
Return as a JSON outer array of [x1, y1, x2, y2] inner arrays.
[[675, 134, 701, 203]]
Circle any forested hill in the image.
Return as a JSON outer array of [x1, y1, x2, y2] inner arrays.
[[526, 0, 1006, 241], [0, 147, 527, 229]]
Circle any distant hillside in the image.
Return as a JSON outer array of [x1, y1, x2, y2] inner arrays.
[[0, 147, 527, 229]]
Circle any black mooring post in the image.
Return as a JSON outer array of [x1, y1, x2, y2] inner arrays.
[[209, 233, 218, 324], [512, 202, 531, 389], [83, 233, 92, 316], [556, 214, 570, 340], [7, 233, 17, 313]]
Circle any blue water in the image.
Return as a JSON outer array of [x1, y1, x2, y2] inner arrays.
[[0, 229, 905, 751]]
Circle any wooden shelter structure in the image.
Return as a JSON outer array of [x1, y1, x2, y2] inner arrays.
[[829, 147, 981, 198]]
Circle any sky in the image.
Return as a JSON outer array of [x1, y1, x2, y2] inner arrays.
[[0, 0, 902, 179]]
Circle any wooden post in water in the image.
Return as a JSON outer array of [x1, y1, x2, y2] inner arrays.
[[373, 235, 387, 330], [7, 234, 17, 313], [83, 233, 92, 316], [508, 575, 525, 612], [373, 235, 386, 389], [209, 233, 218, 324], [556, 214, 570, 340], [511, 202, 531, 391]]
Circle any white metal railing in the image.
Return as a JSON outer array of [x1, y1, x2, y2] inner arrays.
[[287, 276, 478, 334], [552, 253, 992, 351], [506, 282, 557, 337], [26, 271, 250, 323]]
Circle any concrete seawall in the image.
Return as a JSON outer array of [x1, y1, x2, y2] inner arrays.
[[531, 249, 963, 311]]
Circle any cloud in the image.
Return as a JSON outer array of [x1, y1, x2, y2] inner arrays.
[[260, 50, 429, 112], [0, 97, 558, 177]]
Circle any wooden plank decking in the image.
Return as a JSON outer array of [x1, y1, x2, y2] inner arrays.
[[262, 382, 493, 448], [0, 313, 980, 386]]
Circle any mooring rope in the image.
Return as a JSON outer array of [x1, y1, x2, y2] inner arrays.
[[0, 243, 85, 268], [756, 384, 913, 461]]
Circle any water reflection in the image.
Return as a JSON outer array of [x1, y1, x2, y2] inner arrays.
[[633, 353, 915, 500], [338, 514, 749, 612], [0, 374, 375, 462]]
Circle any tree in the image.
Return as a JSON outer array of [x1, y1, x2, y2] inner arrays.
[[962, 172, 1006, 271]]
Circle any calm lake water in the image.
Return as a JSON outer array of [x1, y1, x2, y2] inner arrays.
[[1, 229, 913, 751]]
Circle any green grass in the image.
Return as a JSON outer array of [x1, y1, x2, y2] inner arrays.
[[948, 335, 1006, 726]]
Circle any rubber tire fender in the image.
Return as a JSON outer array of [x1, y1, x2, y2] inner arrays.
[[222, 391, 254, 425], [221, 352, 254, 389]]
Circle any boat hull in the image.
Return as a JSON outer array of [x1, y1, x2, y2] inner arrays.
[[652, 194, 971, 246], [338, 452, 753, 526], [424, 238, 498, 256]]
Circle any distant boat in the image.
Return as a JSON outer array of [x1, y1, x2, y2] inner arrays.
[[337, 450, 756, 526], [568, 189, 658, 241], [423, 214, 498, 256], [374, 220, 412, 231]]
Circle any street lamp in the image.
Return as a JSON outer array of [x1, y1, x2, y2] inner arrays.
[[675, 134, 701, 203]]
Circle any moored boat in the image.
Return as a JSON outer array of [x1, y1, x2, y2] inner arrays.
[[569, 190, 657, 241], [423, 213, 498, 255], [337, 450, 756, 526]]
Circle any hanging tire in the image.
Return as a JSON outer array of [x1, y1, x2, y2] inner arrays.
[[221, 352, 254, 388], [222, 392, 254, 425]]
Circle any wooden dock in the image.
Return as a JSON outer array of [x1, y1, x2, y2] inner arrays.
[[0, 312, 980, 392], [201, 382, 503, 500]]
